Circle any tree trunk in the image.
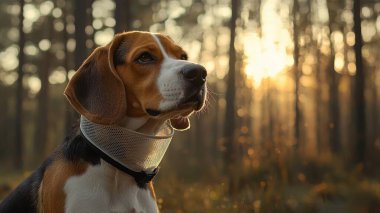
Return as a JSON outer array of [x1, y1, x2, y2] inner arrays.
[[71, 0, 93, 127], [224, 0, 239, 193], [74, 0, 93, 69], [15, 0, 25, 170], [315, 45, 323, 153], [292, 0, 301, 150], [34, 10, 54, 163], [211, 0, 221, 159], [63, 0, 75, 134], [224, 0, 239, 167], [114, 0, 132, 33], [325, 0, 342, 156], [353, 0, 366, 165], [327, 56, 340, 154]]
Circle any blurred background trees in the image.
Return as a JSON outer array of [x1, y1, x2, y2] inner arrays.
[[1, 0, 380, 211]]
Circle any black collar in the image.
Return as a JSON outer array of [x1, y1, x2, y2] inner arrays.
[[80, 131, 158, 188]]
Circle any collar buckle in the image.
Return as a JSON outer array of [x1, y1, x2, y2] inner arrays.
[[134, 168, 159, 187]]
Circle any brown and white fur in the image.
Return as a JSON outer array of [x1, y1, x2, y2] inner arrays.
[[0, 31, 207, 213]]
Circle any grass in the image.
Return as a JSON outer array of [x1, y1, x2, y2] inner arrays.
[[154, 174, 380, 212], [0, 170, 30, 200], [1, 158, 380, 212]]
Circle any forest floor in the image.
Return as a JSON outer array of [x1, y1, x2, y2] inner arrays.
[[154, 170, 380, 213], [1, 163, 380, 213]]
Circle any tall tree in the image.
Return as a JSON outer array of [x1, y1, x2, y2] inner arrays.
[[292, 0, 301, 150], [70, 0, 93, 130], [224, 0, 239, 174], [327, 53, 340, 154], [353, 0, 366, 164], [114, 0, 132, 33], [63, 0, 75, 134], [315, 40, 323, 153], [74, 0, 93, 69], [15, 0, 25, 169], [326, 0, 341, 155], [312, 0, 323, 153], [211, 0, 222, 158], [224, 0, 238, 164], [33, 10, 55, 162]]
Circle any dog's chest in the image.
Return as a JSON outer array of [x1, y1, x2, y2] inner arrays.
[[63, 161, 158, 213]]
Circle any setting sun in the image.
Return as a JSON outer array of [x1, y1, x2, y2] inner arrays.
[[243, 0, 294, 88]]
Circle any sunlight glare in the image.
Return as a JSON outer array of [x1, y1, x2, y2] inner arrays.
[[68, 69, 76, 80], [27, 76, 41, 95], [334, 52, 344, 73], [39, 1, 54, 15], [52, 8, 63, 18], [347, 62, 356, 75], [0, 46, 19, 71], [243, 0, 293, 88], [54, 21, 64, 32], [168, 5, 185, 19], [49, 67, 67, 84], [243, 32, 290, 88], [0, 72, 18, 86], [7, 28, 19, 42], [216, 55, 228, 79], [215, 5, 231, 19], [94, 28, 114, 46], [24, 44, 39, 56], [93, 19, 103, 29], [38, 39, 51, 51], [6, 5, 20, 15], [24, 4, 40, 22], [24, 4, 41, 33], [362, 20, 377, 42], [182, 40, 201, 62], [346, 32, 355, 46], [104, 17, 116, 28]]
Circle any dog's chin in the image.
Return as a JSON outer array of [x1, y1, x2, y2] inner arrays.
[[145, 89, 206, 119], [181, 88, 206, 111], [145, 103, 196, 119]]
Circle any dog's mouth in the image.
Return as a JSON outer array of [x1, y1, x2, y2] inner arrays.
[[146, 109, 161, 116], [181, 87, 206, 110], [146, 87, 206, 117]]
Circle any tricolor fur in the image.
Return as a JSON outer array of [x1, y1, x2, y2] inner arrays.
[[0, 31, 207, 213]]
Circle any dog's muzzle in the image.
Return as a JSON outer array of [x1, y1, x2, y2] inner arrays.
[[181, 64, 207, 88], [180, 64, 207, 109]]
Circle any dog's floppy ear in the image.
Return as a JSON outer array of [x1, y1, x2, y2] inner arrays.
[[64, 35, 127, 124], [170, 117, 190, 131]]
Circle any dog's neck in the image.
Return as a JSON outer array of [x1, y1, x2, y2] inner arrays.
[[119, 116, 167, 135], [121, 116, 149, 130]]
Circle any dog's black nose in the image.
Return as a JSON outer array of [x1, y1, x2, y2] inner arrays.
[[182, 64, 207, 87]]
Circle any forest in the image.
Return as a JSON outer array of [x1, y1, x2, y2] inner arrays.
[[0, 0, 380, 212]]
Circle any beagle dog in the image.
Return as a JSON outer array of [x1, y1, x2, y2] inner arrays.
[[0, 31, 207, 213]]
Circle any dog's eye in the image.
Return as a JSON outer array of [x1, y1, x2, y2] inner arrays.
[[136, 52, 155, 64], [180, 53, 188, 60]]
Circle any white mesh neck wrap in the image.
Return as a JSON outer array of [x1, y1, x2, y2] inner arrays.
[[80, 116, 174, 172]]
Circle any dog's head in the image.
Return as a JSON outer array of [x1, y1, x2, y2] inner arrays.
[[64, 31, 207, 130]]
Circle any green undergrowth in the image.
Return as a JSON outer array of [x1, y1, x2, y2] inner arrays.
[[1, 160, 380, 213], [154, 157, 380, 213], [154, 175, 380, 213]]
